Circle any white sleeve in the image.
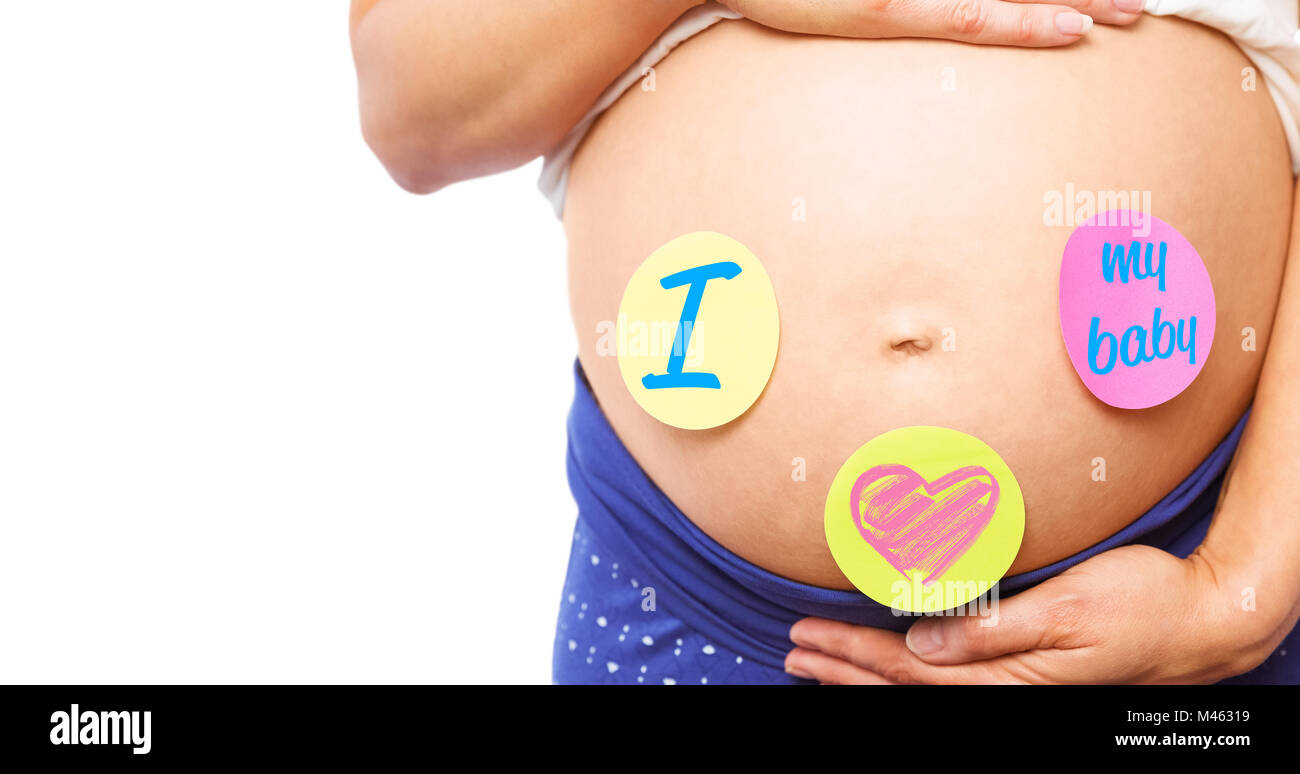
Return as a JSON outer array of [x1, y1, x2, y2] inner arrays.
[[537, 3, 743, 218]]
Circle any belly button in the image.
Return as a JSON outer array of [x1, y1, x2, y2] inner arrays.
[[889, 336, 934, 356], [881, 310, 943, 358], [887, 326, 940, 357]]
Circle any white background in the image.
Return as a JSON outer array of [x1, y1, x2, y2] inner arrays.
[[0, 1, 575, 684]]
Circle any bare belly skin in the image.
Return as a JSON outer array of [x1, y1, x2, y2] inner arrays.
[[563, 15, 1292, 589]]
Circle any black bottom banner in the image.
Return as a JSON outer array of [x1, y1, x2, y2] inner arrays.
[[0, 685, 1290, 762]]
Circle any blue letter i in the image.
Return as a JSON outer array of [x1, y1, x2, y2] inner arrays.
[[641, 261, 741, 390]]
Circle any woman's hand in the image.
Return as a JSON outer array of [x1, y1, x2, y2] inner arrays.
[[718, 0, 1144, 46], [784, 544, 1290, 684]]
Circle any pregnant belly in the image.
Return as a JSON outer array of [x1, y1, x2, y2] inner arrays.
[[563, 15, 1292, 588]]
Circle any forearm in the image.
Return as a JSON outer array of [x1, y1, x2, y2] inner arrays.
[[350, 0, 702, 193], [1196, 178, 1300, 663]]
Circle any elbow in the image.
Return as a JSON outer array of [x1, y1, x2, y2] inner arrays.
[[351, 11, 549, 195], [390, 172, 443, 197], [376, 146, 447, 196], [359, 108, 454, 195], [358, 100, 544, 195], [362, 110, 547, 195], [355, 71, 551, 195], [374, 154, 449, 196], [356, 73, 546, 196], [351, 3, 454, 195]]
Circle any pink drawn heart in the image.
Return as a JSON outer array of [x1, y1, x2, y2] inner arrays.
[[850, 464, 999, 585]]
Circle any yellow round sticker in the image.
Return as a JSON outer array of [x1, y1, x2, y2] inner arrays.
[[824, 426, 1025, 613], [616, 231, 780, 430]]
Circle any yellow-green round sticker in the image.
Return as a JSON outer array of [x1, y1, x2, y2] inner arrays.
[[824, 426, 1025, 613], [616, 231, 779, 430]]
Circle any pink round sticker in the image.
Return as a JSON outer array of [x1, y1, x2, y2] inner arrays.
[[1059, 210, 1215, 410]]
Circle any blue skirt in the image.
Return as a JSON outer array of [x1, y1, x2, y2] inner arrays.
[[553, 362, 1297, 684]]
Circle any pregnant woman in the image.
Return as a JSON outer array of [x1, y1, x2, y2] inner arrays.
[[350, 0, 1300, 683]]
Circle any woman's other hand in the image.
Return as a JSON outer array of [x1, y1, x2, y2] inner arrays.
[[784, 544, 1288, 684]]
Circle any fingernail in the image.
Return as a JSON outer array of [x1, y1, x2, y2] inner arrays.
[[1114, 0, 1144, 12], [906, 620, 944, 656], [1055, 12, 1092, 35], [786, 665, 814, 680]]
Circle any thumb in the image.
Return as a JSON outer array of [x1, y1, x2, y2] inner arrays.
[[905, 582, 1080, 664]]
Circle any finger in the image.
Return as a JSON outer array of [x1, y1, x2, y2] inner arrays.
[[740, 0, 1094, 48], [785, 646, 895, 685], [903, 581, 1089, 664], [1001, 0, 1143, 26], [932, 1, 1094, 46], [790, 618, 1025, 683], [867, 0, 1097, 48]]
